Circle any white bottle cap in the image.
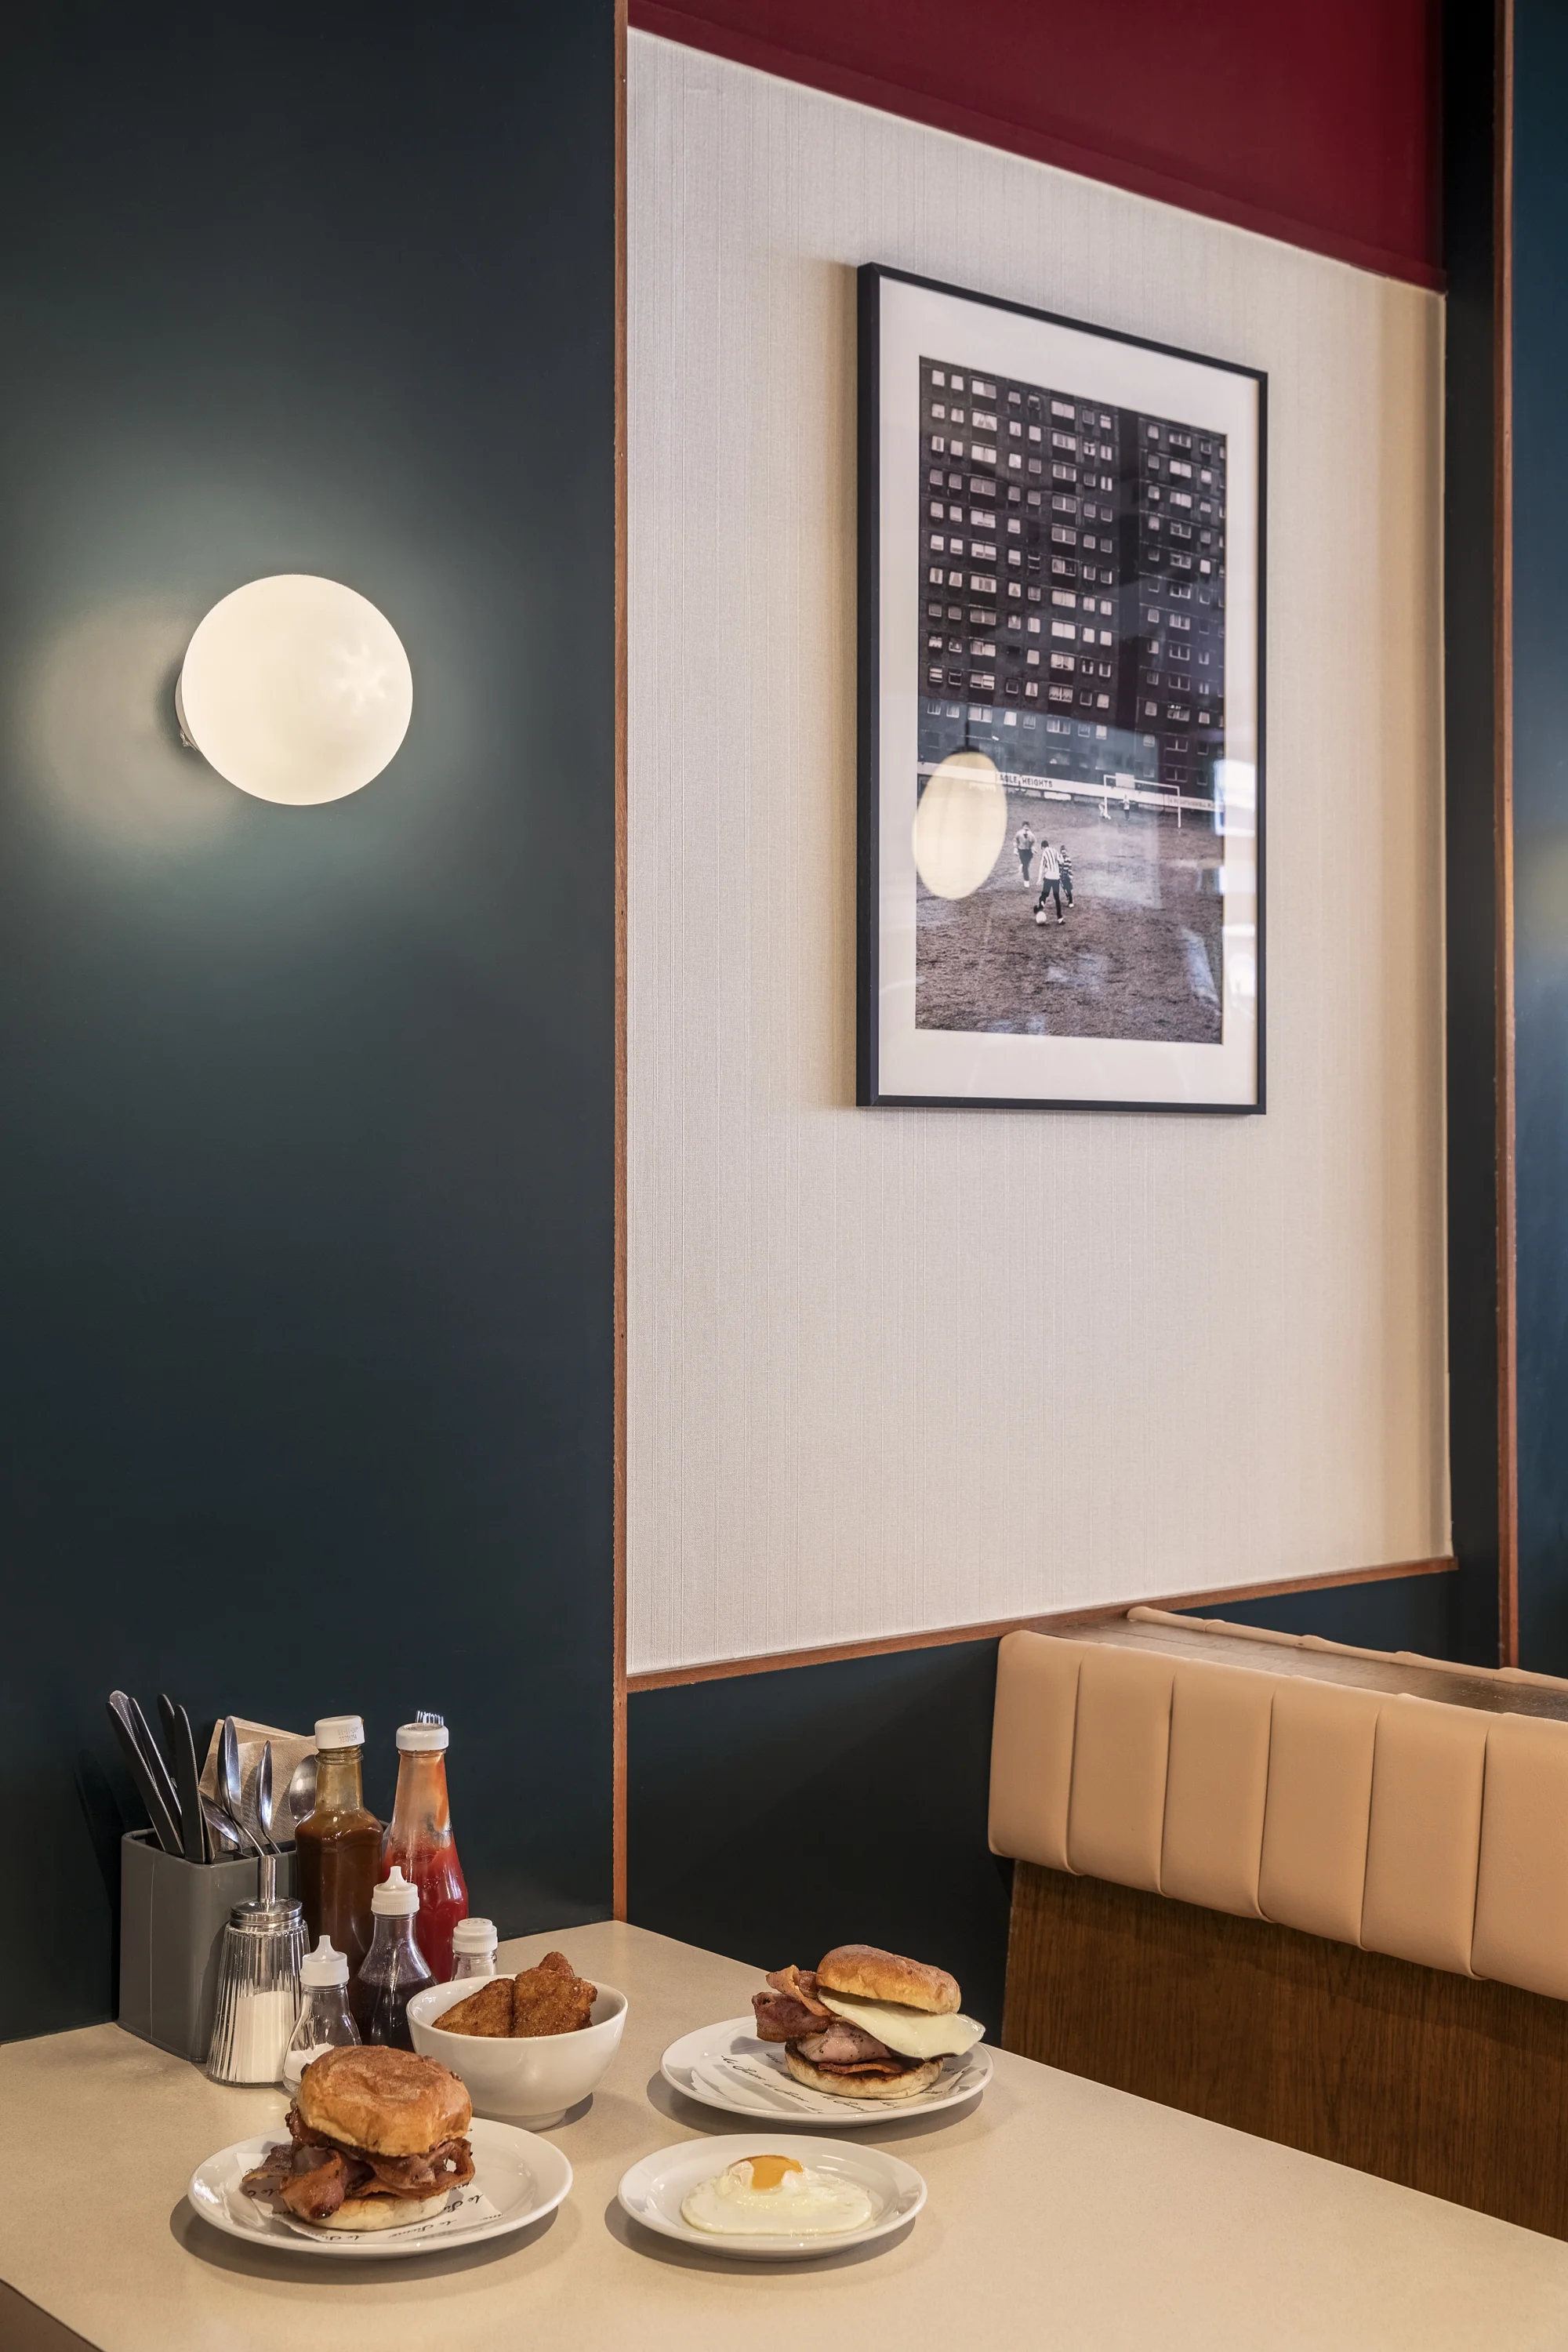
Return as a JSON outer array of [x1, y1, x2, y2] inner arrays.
[[302, 1936, 350, 1987], [396, 1721, 448, 1751], [372, 1866, 420, 1915], [452, 1917, 497, 1955], [314, 1715, 365, 1749]]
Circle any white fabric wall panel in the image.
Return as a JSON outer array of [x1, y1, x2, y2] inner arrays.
[[626, 31, 1447, 1675]]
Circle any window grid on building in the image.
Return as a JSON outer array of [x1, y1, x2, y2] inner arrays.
[[917, 357, 1227, 799]]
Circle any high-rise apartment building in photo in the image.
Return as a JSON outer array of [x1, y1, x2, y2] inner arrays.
[[916, 355, 1227, 811]]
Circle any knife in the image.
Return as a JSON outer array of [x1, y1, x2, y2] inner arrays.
[[106, 1692, 183, 1857], [129, 1693, 181, 1829], [162, 1693, 209, 1865], [154, 1695, 187, 1820]]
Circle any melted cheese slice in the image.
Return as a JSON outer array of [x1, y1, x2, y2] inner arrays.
[[817, 1991, 985, 2060]]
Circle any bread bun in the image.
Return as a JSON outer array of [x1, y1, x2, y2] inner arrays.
[[318, 2187, 455, 2232], [815, 1944, 960, 2017], [785, 2049, 943, 2100], [296, 2045, 472, 2156]]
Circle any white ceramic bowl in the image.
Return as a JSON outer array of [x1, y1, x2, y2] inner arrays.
[[408, 1978, 627, 2127]]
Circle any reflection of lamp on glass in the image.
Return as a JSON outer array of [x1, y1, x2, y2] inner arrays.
[[176, 575, 412, 805], [912, 750, 1007, 898]]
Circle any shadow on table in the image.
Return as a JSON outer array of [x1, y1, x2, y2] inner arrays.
[[644, 2067, 1005, 2146], [169, 2194, 573, 2284], [604, 2196, 918, 2274]]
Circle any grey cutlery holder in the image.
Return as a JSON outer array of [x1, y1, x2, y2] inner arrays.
[[119, 1829, 298, 2063]]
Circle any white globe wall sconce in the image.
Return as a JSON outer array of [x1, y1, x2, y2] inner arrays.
[[175, 574, 413, 806]]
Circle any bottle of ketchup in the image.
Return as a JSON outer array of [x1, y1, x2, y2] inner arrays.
[[380, 1720, 468, 1980]]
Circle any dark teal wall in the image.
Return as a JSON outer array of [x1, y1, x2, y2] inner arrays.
[[629, 1580, 1460, 2031], [0, 3, 616, 2038], [629, 1578, 1464, 2033], [0, 0, 1494, 2046], [1513, 0, 1568, 1671], [630, 1645, 1013, 2033], [1183, 1570, 1461, 1651]]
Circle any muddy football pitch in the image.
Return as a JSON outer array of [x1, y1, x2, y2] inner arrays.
[[915, 789, 1225, 1044]]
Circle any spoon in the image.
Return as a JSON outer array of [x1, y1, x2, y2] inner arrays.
[[219, 1716, 244, 1833], [216, 1715, 273, 1871], [256, 1739, 278, 1854], [201, 1795, 242, 1856], [287, 1752, 318, 1830]]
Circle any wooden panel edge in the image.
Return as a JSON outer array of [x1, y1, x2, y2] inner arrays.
[[612, 0, 630, 1919], [625, 1556, 1457, 1691], [1494, 0, 1519, 1668]]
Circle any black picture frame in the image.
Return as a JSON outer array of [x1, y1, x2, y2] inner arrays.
[[857, 263, 1267, 1112]]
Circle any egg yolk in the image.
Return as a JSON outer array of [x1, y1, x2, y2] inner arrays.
[[743, 2155, 804, 2192]]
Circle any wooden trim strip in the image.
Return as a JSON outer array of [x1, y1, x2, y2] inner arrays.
[[625, 1557, 1457, 1692], [1494, 0, 1519, 1669], [611, 0, 630, 1919]]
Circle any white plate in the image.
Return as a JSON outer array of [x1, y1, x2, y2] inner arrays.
[[187, 2116, 572, 2260], [619, 2132, 925, 2260], [662, 2017, 991, 2125]]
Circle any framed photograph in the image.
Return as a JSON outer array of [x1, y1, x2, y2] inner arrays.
[[856, 264, 1265, 1112]]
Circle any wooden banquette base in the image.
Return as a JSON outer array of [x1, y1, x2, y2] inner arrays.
[[1003, 1858, 1568, 2241]]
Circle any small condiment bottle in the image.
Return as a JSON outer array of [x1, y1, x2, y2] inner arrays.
[[449, 1917, 499, 1981], [350, 1865, 433, 2049], [283, 1936, 361, 2092], [381, 1720, 469, 1981], [296, 1715, 383, 1984]]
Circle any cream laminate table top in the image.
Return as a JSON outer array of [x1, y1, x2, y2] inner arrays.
[[4, 1918, 1568, 2351]]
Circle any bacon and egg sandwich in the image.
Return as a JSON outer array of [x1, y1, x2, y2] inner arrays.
[[752, 1942, 984, 2099]]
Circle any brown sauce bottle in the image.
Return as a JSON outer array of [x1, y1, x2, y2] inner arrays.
[[295, 1715, 382, 1985]]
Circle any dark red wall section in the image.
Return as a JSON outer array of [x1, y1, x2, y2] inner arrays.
[[629, 0, 1442, 289]]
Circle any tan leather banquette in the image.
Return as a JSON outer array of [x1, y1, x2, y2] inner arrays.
[[989, 1613, 1568, 2238]]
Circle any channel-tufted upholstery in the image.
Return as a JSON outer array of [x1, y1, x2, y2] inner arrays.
[[989, 1628, 1568, 2000]]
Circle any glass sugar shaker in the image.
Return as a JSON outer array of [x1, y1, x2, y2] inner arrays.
[[283, 1936, 361, 2092], [449, 1917, 498, 1982], [208, 1856, 305, 2085]]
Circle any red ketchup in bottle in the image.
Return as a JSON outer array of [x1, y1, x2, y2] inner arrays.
[[380, 1720, 469, 1981]]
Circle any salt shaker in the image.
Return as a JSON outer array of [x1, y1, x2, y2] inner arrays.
[[207, 1860, 305, 2085], [449, 1917, 498, 1981], [283, 1936, 361, 2091]]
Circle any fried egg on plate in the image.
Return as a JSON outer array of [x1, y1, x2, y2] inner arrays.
[[680, 2154, 874, 2236]]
